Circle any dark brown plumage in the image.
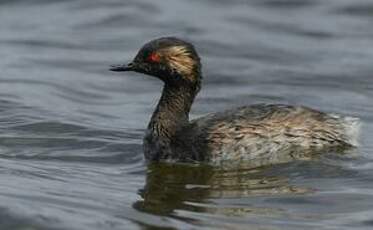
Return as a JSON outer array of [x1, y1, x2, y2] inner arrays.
[[110, 37, 360, 166]]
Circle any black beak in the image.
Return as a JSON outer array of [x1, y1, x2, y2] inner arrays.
[[109, 62, 134, 72]]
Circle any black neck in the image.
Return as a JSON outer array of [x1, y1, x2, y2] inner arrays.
[[148, 81, 199, 140]]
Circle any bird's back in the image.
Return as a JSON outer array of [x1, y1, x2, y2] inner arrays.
[[182, 104, 360, 165]]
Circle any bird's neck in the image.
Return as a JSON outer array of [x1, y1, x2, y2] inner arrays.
[[147, 82, 199, 140]]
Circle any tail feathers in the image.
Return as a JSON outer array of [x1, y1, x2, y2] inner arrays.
[[340, 116, 361, 147]]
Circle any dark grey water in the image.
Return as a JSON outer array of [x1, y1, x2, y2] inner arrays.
[[1, 0, 373, 229]]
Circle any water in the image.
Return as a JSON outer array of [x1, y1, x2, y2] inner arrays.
[[1, 0, 373, 229]]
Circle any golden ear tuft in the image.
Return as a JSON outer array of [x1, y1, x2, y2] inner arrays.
[[161, 46, 196, 77]]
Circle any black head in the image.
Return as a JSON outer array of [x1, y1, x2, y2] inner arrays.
[[110, 37, 202, 88]]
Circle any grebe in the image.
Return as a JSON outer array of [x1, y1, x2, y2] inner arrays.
[[110, 37, 360, 165]]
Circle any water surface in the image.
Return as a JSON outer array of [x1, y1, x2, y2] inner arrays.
[[1, 0, 373, 229]]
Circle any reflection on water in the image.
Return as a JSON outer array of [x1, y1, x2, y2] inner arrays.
[[134, 163, 310, 217]]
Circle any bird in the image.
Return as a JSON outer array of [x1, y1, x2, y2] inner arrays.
[[110, 37, 360, 166]]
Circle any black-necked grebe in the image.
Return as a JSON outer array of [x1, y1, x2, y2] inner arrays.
[[110, 37, 360, 165]]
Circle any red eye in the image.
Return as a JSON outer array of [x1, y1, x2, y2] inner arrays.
[[147, 52, 161, 63]]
